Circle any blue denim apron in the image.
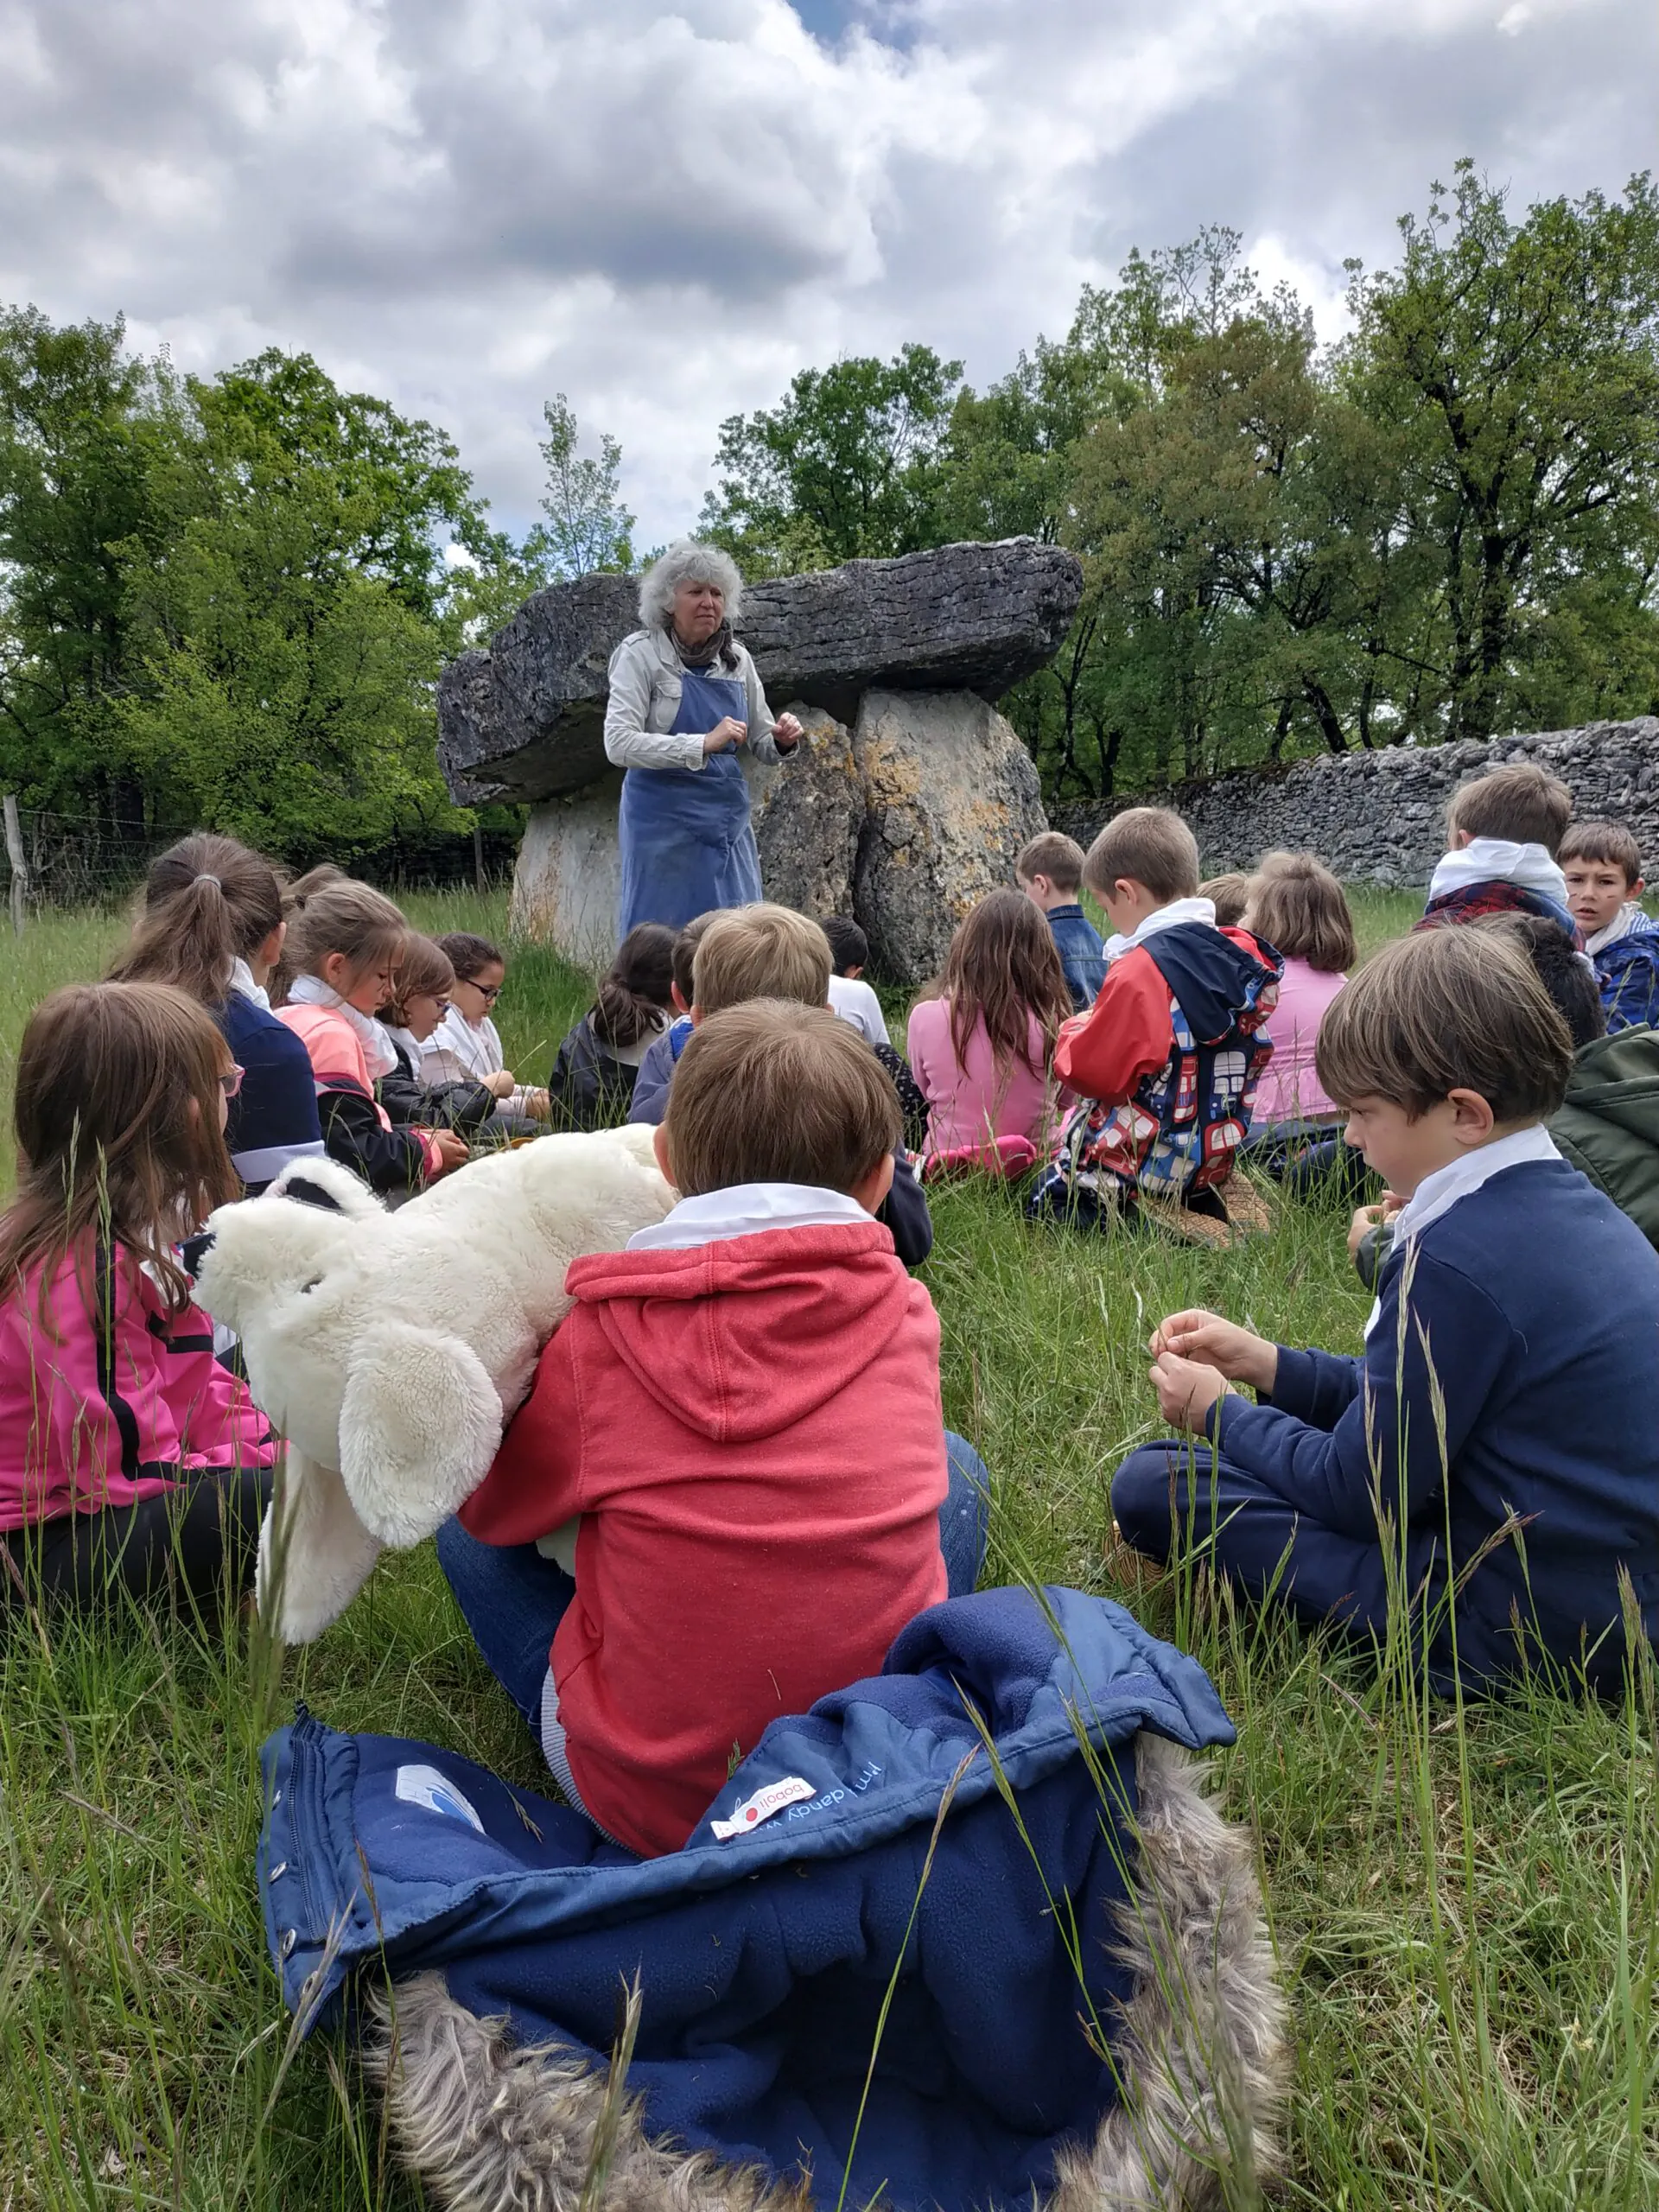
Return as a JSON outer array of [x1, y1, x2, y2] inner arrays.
[[616, 665, 763, 938]]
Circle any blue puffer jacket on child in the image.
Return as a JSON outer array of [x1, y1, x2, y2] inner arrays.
[[258, 1587, 1283, 2212]]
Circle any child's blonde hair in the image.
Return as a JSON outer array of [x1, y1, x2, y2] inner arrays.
[[0, 982, 239, 1318], [666, 1001, 899, 1196], [1199, 872, 1253, 927], [691, 905, 833, 1014], [1316, 926, 1572, 1122], [284, 880, 408, 994], [1083, 808, 1201, 906], [1243, 852, 1357, 973]]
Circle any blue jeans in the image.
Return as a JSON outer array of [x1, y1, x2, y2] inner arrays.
[[436, 1430, 993, 1730]]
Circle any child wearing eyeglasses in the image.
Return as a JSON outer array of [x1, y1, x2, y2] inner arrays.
[[423, 932, 550, 1132], [378, 936, 499, 1140], [0, 982, 279, 1616]]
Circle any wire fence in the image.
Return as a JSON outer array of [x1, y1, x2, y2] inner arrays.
[[0, 803, 522, 926]]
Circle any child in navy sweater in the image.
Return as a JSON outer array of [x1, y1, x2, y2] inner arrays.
[[1016, 831, 1107, 1009], [1111, 924, 1659, 1698], [1560, 819, 1659, 1033]]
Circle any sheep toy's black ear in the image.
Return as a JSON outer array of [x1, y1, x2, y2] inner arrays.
[[338, 1324, 504, 1548], [268, 1156, 387, 1219]]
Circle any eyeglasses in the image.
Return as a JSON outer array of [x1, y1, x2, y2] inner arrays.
[[466, 979, 501, 1003], [219, 1065, 245, 1100]]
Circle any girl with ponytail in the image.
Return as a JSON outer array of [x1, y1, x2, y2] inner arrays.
[[546, 923, 677, 1130], [107, 834, 324, 1195]]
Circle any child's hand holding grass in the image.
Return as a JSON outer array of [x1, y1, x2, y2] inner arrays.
[[1149, 1308, 1279, 1395]]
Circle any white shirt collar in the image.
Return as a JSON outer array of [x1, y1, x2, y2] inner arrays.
[[1427, 838, 1567, 907], [1103, 893, 1217, 964], [626, 1183, 872, 1252], [228, 957, 270, 1010], [1365, 1123, 1561, 1335]]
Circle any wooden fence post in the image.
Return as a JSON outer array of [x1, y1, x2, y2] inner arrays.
[[3, 795, 27, 934]]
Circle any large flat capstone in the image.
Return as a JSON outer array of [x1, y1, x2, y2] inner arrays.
[[439, 539, 1083, 804]]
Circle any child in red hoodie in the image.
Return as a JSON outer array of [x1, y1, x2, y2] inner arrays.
[[437, 1001, 988, 1857]]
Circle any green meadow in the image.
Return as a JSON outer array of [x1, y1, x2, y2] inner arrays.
[[1, 887, 1656, 2209]]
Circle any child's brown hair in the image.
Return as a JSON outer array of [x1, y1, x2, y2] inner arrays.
[[692, 905, 833, 1015], [1446, 762, 1573, 855], [671, 913, 721, 1006], [1244, 852, 1357, 973], [108, 833, 286, 1007], [1559, 819, 1643, 887], [1015, 831, 1085, 895], [1315, 926, 1573, 1122], [284, 880, 408, 995], [0, 982, 240, 1318], [1199, 872, 1253, 928], [665, 1001, 899, 1197], [436, 931, 505, 986], [1083, 808, 1201, 906], [594, 924, 677, 1050], [383, 936, 456, 1027], [938, 888, 1073, 1077]]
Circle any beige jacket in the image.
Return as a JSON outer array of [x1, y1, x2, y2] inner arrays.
[[602, 626, 788, 775]]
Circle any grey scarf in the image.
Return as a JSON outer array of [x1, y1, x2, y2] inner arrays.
[[671, 618, 737, 671]]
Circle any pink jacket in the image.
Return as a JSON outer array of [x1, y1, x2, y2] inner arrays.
[[1250, 957, 1347, 1124], [0, 1241, 276, 1531], [906, 996, 1069, 1155]]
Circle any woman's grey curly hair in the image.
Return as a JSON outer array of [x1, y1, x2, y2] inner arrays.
[[639, 541, 744, 632]]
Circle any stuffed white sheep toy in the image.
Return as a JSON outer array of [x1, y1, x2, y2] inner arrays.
[[193, 1126, 674, 1643]]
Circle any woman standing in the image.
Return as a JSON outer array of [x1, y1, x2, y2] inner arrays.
[[605, 542, 803, 937]]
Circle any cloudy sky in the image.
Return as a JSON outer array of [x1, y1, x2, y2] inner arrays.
[[1, 0, 1652, 545]]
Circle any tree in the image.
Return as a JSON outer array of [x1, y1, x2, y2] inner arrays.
[[1344, 165, 1659, 741], [111, 353, 482, 851], [0, 305, 180, 817], [699, 344, 964, 571], [524, 394, 635, 580]]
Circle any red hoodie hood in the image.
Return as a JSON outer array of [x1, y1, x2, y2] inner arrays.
[[563, 1222, 930, 1444]]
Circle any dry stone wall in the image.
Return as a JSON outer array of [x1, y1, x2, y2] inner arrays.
[[1053, 718, 1659, 885]]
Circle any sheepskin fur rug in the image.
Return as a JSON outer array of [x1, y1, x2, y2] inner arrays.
[[365, 1736, 1287, 2212]]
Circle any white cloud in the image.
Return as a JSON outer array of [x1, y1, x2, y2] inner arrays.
[[0, 0, 1651, 543]]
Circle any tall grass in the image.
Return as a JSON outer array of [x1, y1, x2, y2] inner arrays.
[[3, 885, 1656, 2207]]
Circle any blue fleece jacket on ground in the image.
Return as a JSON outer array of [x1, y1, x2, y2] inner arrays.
[[258, 1586, 1233, 2212], [1113, 1159, 1659, 1695], [1045, 901, 1108, 1008], [218, 992, 324, 1195]]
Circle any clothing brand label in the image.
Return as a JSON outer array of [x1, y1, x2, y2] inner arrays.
[[395, 1763, 485, 1833], [709, 1776, 816, 1841]]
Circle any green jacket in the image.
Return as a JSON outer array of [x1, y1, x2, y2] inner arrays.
[[1551, 1026, 1659, 1249], [1357, 1027, 1659, 1288]]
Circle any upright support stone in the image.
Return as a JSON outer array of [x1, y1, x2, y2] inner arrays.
[[748, 706, 861, 920], [851, 690, 1047, 980], [507, 774, 624, 969]]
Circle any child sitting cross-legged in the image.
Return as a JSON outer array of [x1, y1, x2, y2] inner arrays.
[[546, 922, 677, 1131], [1016, 831, 1107, 1008], [0, 983, 277, 1615], [627, 911, 718, 1126], [436, 1000, 990, 1855], [424, 932, 550, 1136], [378, 935, 499, 1141], [1112, 925, 1659, 1699], [822, 914, 929, 1150], [907, 888, 1076, 1176], [1419, 760, 1578, 935], [1027, 807, 1282, 1235], [632, 903, 934, 1266], [1560, 818, 1659, 1033]]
